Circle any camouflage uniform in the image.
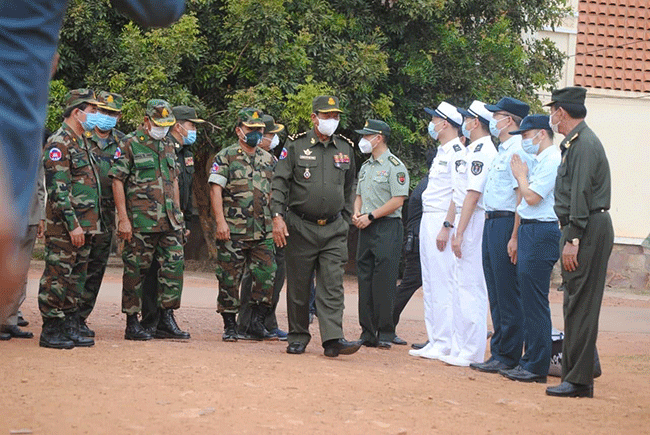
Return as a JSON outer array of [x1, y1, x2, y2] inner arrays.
[[39, 122, 103, 319], [209, 142, 276, 313], [109, 112, 184, 316]]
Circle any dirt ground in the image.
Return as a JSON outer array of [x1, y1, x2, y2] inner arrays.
[[1, 263, 650, 435]]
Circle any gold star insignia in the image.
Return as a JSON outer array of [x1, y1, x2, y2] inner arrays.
[[162, 108, 169, 117]]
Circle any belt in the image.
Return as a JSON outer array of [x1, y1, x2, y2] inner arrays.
[[290, 208, 341, 226], [485, 210, 515, 220], [558, 209, 608, 227], [520, 218, 558, 225]]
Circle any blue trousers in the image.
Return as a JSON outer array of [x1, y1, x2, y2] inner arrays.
[[482, 215, 523, 366], [517, 221, 560, 376]]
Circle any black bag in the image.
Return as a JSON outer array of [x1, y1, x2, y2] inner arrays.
[[549, 328, 602, 378]]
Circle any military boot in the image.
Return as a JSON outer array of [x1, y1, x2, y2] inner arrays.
[[221, 313, 238, 342], [155, 309, 190, 339], [249, 304, 275, 341], [124, 314, 153, 341], [39, 317, 74, 349], [63, 313, 95, 347], [78, 316, 95, 338]]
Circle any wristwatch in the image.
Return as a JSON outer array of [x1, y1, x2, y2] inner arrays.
[[443, 221, 454, 228], [571, 238, 580, 246], [368, 212, 375, 221]]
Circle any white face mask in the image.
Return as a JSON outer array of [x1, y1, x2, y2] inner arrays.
[[149, 125, 170, 140], [548, 109, 560, 134], [358, 135, 377, 154], [269, 134, 280, 150], [316, 117, 339, 137]]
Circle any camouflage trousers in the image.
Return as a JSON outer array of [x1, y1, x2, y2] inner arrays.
[[121, 230, 184, 315], [215, 237, 276, 314], [78, 230, 113, 320], [38, 234, 93, 319]]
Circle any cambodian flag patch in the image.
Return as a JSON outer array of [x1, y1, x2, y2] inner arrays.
[[279, 147, 288, 160], [211, 162, 219, 174], [113, 147, 122, 160], [49, 147, 62, 161]]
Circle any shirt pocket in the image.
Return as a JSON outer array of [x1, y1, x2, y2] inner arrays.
[[133, 153, 157, 183], [229, 165, 251, 195], [333, 161, 349, 185], [69, 150, 90, 175], [372, 175, 389, 183], [296, 159, 318, 182]]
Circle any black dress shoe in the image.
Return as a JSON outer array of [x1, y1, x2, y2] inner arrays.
[[470, 358, 514, 373], [17, 314, 29, 327], [411, 340, 428, 350], [323, 339, 362, 358], [392, 336, 407, 345], [377, 341, 392, 350], [2, 325, 34, 339], [361, 339, 377, 347], [500, 365, 547, 383], [546, 381, 593, 398], [1, 332, 10, 340], [286, 341, 307, 354]]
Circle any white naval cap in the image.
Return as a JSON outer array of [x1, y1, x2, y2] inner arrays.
[[424, 101, 462, 128], [458, 100, 493, 125]]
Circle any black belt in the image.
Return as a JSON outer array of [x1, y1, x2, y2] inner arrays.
[[290, 208, 341, 226], [486, 210, 515, 220], [520, 219, 558, 225], [558, 209, 608, 227]]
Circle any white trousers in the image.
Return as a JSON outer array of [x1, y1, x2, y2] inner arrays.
[[450, 209, 488, 363], [419, 211, 456, 355]]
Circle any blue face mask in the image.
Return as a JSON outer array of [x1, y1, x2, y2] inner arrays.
[[521, 131, 542, 155], [95, 113, 118, 131], [183, 129, 197, 145], [428, 120, 443, 140], [461, 119, 474, 139], [79, 111, 100, 131]]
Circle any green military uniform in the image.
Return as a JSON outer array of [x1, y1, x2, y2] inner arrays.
[[355, 120, 409, 346], [554, 119, 613, 386], [271, 102, 356, 347], [209, 141, 276, 313], [77, 92, 125, 322], [109, 100, 184, 316], [39, 120, 103, 320]]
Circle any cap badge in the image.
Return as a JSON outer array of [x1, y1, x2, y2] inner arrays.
[[107, 95, 114, 103], [161, 108, 169, 117], [328, 97, 335, 106]]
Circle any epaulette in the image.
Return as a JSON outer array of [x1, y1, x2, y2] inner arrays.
[[565, 132, 579, 149], [453, 144, 461, 152], [338, 134, 355, 147], [84, 131, 93, 139], [113, 129, 126, 141], [388, 155, 401, 166], [474, 143, 483, 152], [288, 131, 308, 141]]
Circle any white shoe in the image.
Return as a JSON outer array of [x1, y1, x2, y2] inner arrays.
[[419, 348, 445, 360], [438, 354, 472, 367], [409, 342, 433, 357]]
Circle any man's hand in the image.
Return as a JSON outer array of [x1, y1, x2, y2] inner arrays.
[[216, 218, 230, 241], [69, 226, 85, 248], [510, 154, 529, 181], [507, 237, 518, 265], [273, 216, 289, 247], [117, 218, 132, 242], [37, 219, 45, 239], [436, 227, 450, 252], [451, 232, 463, 259], [354, 214, 371, 229], [562, 242, 579, 272]]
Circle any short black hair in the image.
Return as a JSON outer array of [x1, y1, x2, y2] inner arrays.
[[62, 102, 89, 121], [554, 103, 587, 119]]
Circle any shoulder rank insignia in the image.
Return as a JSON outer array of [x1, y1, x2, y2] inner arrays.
[[453, 144, 461, 152], [474, 143, 483, 152], [566, 132, 579, 149], [84, 131, 93, 138], [288, 131, 307, 141], [338, 134, 354, 147], [388, 155, 400, 166]]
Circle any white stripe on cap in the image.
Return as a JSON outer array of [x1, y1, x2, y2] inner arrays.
[[467, 100, 493, 124], [434, 101, 462, 126]]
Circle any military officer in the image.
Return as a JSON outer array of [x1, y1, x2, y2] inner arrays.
[[352, 119, 409, 350], [440, 100, 497, 367], [140, 105, 205, 338], [409, 102, 465, 360], [545, 87, 613, 398], [39, 88, 102, 349], [271, 95, 362, 358], [209, 108, 276, 342], [469, 97, 530, 374], [75, 91, 124, 338], [109, 99, 187, 341], [237, 114, 288, 340]]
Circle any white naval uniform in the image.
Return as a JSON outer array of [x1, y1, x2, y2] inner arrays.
[[444, 135, 497, 365], [410, 137, 464, 359]]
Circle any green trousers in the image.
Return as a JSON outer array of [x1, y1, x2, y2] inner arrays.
[[78, 230, 113, 320], [560, 211, 613, 385]]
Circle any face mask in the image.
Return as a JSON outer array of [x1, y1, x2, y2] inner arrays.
[[183, 129, 197, 145], [548, 109, 560, 134], [358, 136, 376, 154], [428, 120, 443, 140], [239, 128, 263, 147], [489, 116, 508, 138], [78, 111, 100, 131], [316, 118, 339, 137], [521, 131, 542, 155], [269, 134, 280, 150], [461, 119, 474, 139], [149, 125, 170, 140], [95, 113, 118, 131]]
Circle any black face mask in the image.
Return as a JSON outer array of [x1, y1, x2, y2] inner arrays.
[[239, 128, 263, 147]]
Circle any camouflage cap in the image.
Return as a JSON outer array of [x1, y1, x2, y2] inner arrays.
[[146, 99, 176, 127], [262, 114, 284, 134], [172, 105, 205, 123], [312, 95, 342, 114], [237, 108, 265, 128], [97, 91, 123, 112], [65, 88, 100, 111]]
